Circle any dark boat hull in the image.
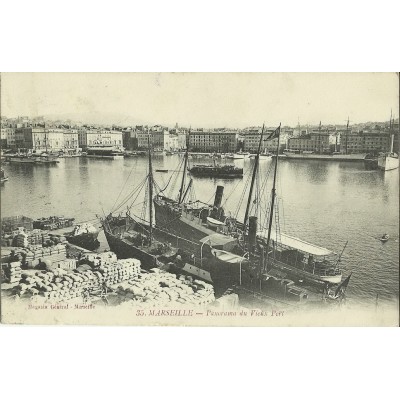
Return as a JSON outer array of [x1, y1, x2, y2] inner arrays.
[[209, 255, 310, 300], [104, 229, 162, 268], [189, 172, 243, 178], [65, 231, 100, 251], [154, 199, 217, 244]]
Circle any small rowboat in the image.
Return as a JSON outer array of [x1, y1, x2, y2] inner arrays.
[[380, 234, 389, 243], [207, 217, 225, 229]]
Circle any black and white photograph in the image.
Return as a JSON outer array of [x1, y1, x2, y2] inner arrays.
[[1, 72, 398, 326], [1, 2, 399, 399]]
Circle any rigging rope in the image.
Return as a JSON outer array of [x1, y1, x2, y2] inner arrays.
[[111, 175, 148, 214], [110, 160, 139, 213]]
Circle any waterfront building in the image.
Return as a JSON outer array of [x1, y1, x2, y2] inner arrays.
[[242, 127, 286, 153], [189, 130, 237, 153], [122, 129, 138, 151], [78, 127, 88, 149], [287, 130, 330, 153], [81, 129, 123, 150], [165, 133, 179, 151], [15, 127, 33, 149], [169, 128, 188, 149], [1, 128, 7, 148], [63, 130, 80, 153], [1, 127, 15, 148], [40, 129, 65, 152], [30, 128, 63, 152], [340, 130, 391, 154], [13, 127, 63, 152], [137, 126, 169, 151]]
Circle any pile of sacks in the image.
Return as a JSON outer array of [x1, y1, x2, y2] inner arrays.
[[14, 269, 104, 301], [24, 244, 67, 268], [117, 268, 215, 307], [2, 261, 23, 284], [12, 228, 52, 248], [83, 252, 141, 285], [12, 252, 142, 303], [99, 259, 141, 285]]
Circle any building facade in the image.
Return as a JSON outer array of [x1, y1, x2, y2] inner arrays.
[[287, 132, 330, 153], [340, 131, 391, 154], [137, 127, 169, 151], [242, 128, 282, 153], [83, 130, 123, 150], [122, 129, 138, 151], [63, 130, 80, 153], [189, 131, 237, 152], [1, 127, 15, 148]]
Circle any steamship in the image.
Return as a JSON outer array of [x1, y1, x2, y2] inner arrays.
[[154, 124, 347, 298], [101, 135, 213, 282]]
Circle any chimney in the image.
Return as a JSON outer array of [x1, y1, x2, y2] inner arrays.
[[213, 185, 224, 208], [248, 216, 258, 251]]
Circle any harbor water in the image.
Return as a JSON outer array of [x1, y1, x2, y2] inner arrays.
[[1, 155, 399, 308]]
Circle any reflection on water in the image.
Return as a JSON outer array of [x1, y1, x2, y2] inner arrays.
[[1, 156, 399, 308]]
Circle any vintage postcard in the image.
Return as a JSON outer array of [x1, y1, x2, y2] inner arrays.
[[1, 72, 399, 326]]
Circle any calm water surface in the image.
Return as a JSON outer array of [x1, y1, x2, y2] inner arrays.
[[1, 155, 399, 308]]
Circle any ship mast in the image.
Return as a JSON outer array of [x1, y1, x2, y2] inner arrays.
[[244, 123, 265, 230], [318, 121, 321, 154], [262, 123, 281, 275], [345, 117, 349, 155], [389, 110, 394, 154], [178, 129, 190, 204], [147, 130, 153, 245]]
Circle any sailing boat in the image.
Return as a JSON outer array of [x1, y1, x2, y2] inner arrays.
[[378, 113, 399, 171], [208, 124, 345, 293], [101, 134, 178, 268], [153, 132, 245, 245]]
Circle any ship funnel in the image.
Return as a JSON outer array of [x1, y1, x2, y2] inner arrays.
[[213, 185, 224, 208], [248, 216, 258, 251]]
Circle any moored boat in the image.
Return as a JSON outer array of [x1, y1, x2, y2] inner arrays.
[[101, 135, 181, 271], [377, 152, 399, 171], [380, 233, 389, 243], [205, 124, 349, 298], [86, 146, 124, 159], [378, 114, 399, 171], [257, 231, 343, 284], [63, 223, 100, 250], [32, 152, 59, 164], [188, 164, 243, 178], [226, 153, 245, 159], [1, 169, 8, 183]]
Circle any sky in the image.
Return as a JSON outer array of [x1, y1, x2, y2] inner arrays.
[[1, 73, 398, 128]]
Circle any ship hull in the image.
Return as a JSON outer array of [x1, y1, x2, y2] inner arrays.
[[280, 153, 367, 162], [189, 172, 243, 178], [377, 154, 399, 171], [210, 251, 342, 293], [104, 229, 161, 268], [209, 254, 311, 300], [86, 147, 124, 160], [8, 157, 36, 164], [86, 154, 124, 160], [65, 231, 100, 251], [154, 199, 219, 245], [268, 259, 342, 285]]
